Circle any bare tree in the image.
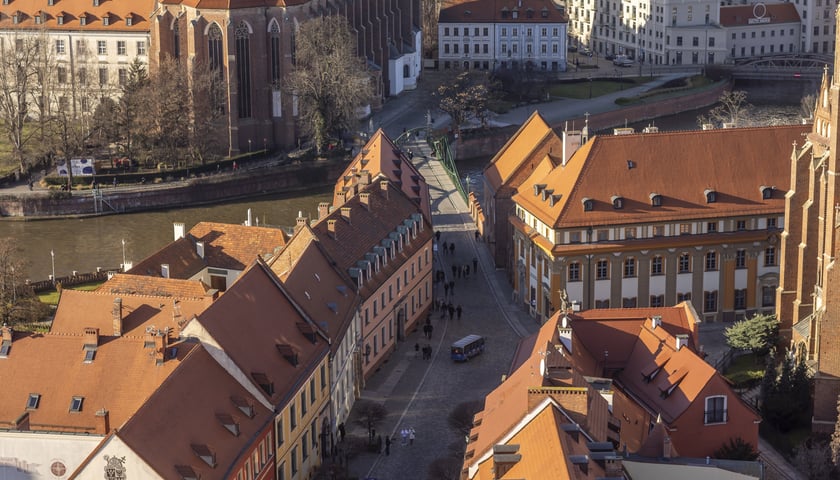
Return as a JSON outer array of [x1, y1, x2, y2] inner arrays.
[[801, 93, 816, 120], [286, 16, 373, 154], [436, 71, 492, 132], [421, 0, 442, 58], [135, 57, 191, 166], [0, 33, 46, 175], [697, 90, 752, 128]]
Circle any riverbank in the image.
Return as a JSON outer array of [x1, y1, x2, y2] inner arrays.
[[0, 158, 347, 219]]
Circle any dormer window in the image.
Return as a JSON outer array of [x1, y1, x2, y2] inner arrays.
[[57, 13, 64, 24], [582, 197, 593, 212], [704, 189, 717, 203], [102, 14, 109, 26], [12, 12, 19, 24], [650, 193, 662, 207], [760, 185, 774, 199], [501, 6, 509, 18], [125, 14, 132, 26], [611, 195, 624, 209], [48, 0, 54, 5], [526, 8, 534, 18], [35, 12, 43, 24], [92, 0, 99, 6], [80, 14, 87, 26], [2, 0, 10, 5], [542, 7, 549, 17]]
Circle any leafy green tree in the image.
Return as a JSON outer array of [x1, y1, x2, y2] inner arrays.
[[724, 313, 779, 355], [286, 16, 373, 154], [713, 437, 759, 461], [760, 348, 777, 403]]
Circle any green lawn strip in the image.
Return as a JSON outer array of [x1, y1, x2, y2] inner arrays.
[[723, 353, 765, 389], [37, 281, 104, 306]]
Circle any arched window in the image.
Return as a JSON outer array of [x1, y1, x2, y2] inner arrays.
[[269, 20, 282, 86], [207, 24, 225, 114], [235, 21, 252, 118], [172, 21, 180, 62]]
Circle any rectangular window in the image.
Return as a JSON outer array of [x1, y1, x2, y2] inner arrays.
[[97, 40, 107, 55], [597, 229, 609, 241], [569, 231, 581, 243], [70, 396, 84, 412], [595, 299, 610, 309], [651, 256, 663, 275], [624, 227, 636, 239], [704, 396, 727, 424], [734, 289, 747, 309], [137, 41, 147, 56], [290, 404, 297, 430], [117, 40, 126, 55], [57, 67, 67, 84], [291, 446, 298, 475], [735, 250, 746, 269], [707, 222, 717, 233], [596, 260, 609, 280], [763, 286, 776, 307], [736, 220, 746, 231], [27, 393, 40, 409], [679, 223, 692, 235], [99, 67, 108, 85], [55, 39, 65, 54], [705, 252, 717, 271], [118, 68, 127, 86], [767, 217, 777, 229], [764, 247, 777, 266], [704, 291, 718, 312], [300, 391, 307, 415], [624, 258, 636, 278], [622, 297, 637, 308], [302, 432, 309, 460], [677, 292, 692, 302], [277, 418, 284, 446], [320, 364, 327, 389], [650, 295, 664, 307], [653, 225, 664, 237], [678, 254, 691, 273], [568, 262, 581, 282]]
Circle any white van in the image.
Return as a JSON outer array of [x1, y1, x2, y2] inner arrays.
[[613, 55, 633, 67]]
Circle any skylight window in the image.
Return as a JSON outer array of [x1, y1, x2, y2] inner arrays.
[[69, 396, 84, 412], [27, 393, 40, 410]]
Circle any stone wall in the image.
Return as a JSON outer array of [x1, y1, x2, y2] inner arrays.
[[0, 161, 347, 218]]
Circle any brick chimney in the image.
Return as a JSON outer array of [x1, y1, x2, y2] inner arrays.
[[360, 171, 372, 185], [340, 207, 352, 224], [173, 222, 185, 241], [359, 192, 371, 210], [327, 219, 338, 238], [84, 327, 100, 348], [112, 297, 123, 336], [96, 408, 110, 434], [380, 180, 390, 199], [318, 202, 331, 220], [154, 329, 168, 365], [604, 456, 623, 476], [336, 190, 347, 205], [295, 214, 308, 232]]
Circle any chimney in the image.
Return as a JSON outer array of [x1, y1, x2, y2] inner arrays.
[[295, 214, 308, 232], [327, 219, 338, 239], [112, 297, 122, 336], [675, 334, 689, 351], [84, 327, 100, 348], [173, 222, 186, 241], [154, 329, 168, 365], [96, 409, 110, 434], [359, 192, 371, 209], [663, 435, 672, 459], [14, 412, 29, 431], [161, 264, 170, 278], [380, 180, 390, 199], [360, 171, 372, 185], [196, 241, 205, 259], [340, 207, 352, 223], [336, 190, 347, 205], [318, 202, 331, 220], [651, 315, 662, 330], [605, 457, 623, 476]]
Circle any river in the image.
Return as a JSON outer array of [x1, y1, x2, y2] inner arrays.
[[4, 79, 817, 280]]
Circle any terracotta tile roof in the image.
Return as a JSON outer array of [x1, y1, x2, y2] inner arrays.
[[110, 345, 274, 479], [335, 129, 431, 221], [0, 0, 153, 32], [190, 261, 329, 406], [513, 125, 808, 228], [440, 0, 568, 24], [634, 417, 679, 458], [170, 0, 308, 8], [0, 330, 195, 435], [483, 111, 562, 192], [719, 3, 800, 27], [314, 180, 433, 299], [128, 222, 286, 278], [51, 289, 212, 338], [269, 228, 361, 348], [99, 273, 211, 299]]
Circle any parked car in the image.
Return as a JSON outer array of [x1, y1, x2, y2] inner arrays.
[[613, 55, 633, 67], [605, 53, 616, 61], [581, 47, 593, 57]]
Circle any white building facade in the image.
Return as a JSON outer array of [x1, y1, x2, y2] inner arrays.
[[721, 3, 802, 60], [438, 0, 568, 72]]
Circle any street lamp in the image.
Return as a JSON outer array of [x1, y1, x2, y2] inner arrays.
[[121, 239, 126, 271], [50, 249, 55, 284]]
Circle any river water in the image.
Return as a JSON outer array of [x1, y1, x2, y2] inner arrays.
[[4, 79, 817, 280]]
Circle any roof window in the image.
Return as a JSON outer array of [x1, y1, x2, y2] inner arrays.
[[216, 413, 240, 436], [27, 393, 40, 410], [69, 396, 84, 412], [582, 198, 593, 212], [252, 372, 274, 395], [125, 14, 133, 26], [650, 193, 662, 207], [611, 196, 624, 209], [704, 189, 717, 203], [191, 444, 216, 468], [760, 185, 774, 199], [175, 466, 198, 480], [231, 395, 255, 418]]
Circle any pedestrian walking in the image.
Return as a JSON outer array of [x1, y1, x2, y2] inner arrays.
[[425, 344, 432, 360], [401, 428, 408, 445], [428, 324, 434, 338], [450, 243, 455, 255], [338, 423, 346, 442], [435, 231, 441, 242], [463, 264, 469, 278], [452, 265, 457, 277], [457, 305, 463, 320], [415, 342, 420, 357], [473, 257, 478, 272], [377, 434, 383, 453], [409, 428, 416, 446], [475, 231, 480, 241], [448, 305, 455, 321], [385, 436, 391, 455], [442, 241, 448, 255], [444, 283, 450, 297], [449, 280, 455, 295]]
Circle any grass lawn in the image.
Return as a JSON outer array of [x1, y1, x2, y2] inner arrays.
[[37, 281, 103, 306], [548, 77, 654, 99], [723, 353, 765, 389]]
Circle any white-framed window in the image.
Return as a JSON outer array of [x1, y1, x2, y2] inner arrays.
[[137, 41, 147, 56], [704, 395, 727, 424], [55, 39, 65, 54], [117, 40, 126, 55], [97, 40, 107, 55]]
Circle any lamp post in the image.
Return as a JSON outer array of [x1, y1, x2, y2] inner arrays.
[[50, 249, 55, 284], [121, 239, 126, 271]]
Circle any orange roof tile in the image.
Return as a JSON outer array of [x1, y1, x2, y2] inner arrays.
[[314, 181, 433, 299], [0, 330, 195, 434], [440, 0, 568, 24], [112, 345, 274, 479], [51, 289, 211, 338], [483, 111, 562, 192], [719, 3, 800, 27], [514, 125, 808, 228], [99, 273, 211, 299], [191, 261, 329, 406], [270, 229, 361, 349], [169, 0, 308, 8], [128, 237, 204, 279], [336, 129, 431, 221], [0, 0, 153, 32]]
